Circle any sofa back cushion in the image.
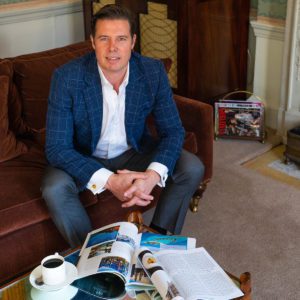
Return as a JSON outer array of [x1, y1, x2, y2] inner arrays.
[[14, 40, 92, 60], [0, 75, 28, 162], [11, 41, 93, 144], [13, 52, 77, 131], [0, 59, 29, 136]]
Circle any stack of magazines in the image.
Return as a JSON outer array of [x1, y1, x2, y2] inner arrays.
[[215, 99, 265, 142], [64, 222, 244, 300]]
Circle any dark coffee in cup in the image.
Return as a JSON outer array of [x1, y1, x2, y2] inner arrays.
[[43, 258, 63, 269], [41, 253, 66, 285]]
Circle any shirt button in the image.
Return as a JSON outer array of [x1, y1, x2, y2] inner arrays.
[[92, 184, 97, 189]]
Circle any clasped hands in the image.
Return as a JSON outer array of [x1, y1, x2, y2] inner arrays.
[[105, 169, 160, 208]]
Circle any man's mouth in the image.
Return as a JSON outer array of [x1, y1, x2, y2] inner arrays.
[[106, 57, 120, 61]]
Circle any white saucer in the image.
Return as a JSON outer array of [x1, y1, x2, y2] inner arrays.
[[29, 262, 78, 292], [31, 285, 78, 300]]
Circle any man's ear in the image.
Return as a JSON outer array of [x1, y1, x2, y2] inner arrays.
[[131, 34, 137, 50], [90, 35, 95, 50]]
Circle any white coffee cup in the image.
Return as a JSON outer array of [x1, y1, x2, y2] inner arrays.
[[41, 252, 66, 285]]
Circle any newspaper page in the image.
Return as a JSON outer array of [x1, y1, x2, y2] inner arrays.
[[156, 247, 244, 300]]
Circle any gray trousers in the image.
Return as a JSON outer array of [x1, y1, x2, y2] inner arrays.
[[41, 149, 204, 248]]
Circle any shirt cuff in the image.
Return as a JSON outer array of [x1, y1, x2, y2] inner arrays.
[[87, 168, 114, 195], [147, 162, 168, 187]]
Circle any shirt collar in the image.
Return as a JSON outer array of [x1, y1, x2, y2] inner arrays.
[[98, 63, 130, 90]]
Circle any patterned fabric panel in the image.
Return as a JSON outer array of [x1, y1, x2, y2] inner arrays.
[[140, 2, 177, 88], [93, 0, 116, 14]]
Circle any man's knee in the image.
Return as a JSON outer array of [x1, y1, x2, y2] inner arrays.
[[189, 153, 205, 182], [41, 167, 77, 208], [175, 150, 205, 184]]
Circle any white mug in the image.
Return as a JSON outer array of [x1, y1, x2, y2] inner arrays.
[[41, 252, 66, 285]]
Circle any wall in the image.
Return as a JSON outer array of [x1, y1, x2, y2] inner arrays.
[[257, 0, 287, 19], [0, 0, 85, 58], [278, 0, 300, 136], [250, 0, 287, 131], [0, 0, 31, 4], [247, 0, 258, 92]]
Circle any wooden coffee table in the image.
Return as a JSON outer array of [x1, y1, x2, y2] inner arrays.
[[0, 211, 252, 300]]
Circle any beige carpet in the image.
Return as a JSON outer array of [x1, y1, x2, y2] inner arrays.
[[144, 138, 300, 300], [243, 144, 300, 190]]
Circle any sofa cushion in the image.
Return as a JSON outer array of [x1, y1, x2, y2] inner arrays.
[[64, 40, 93, 53], [13, 52, 77, 132], [0, 75, 28, 163], [0, 60, 29, 136], [0, 141, 98, 237], [183, 131, 198, 154], [14, 40, 92, 60], [0, 59, 11, 76], [12, 43, 93, 144]]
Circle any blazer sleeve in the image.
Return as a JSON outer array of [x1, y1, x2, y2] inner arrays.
[[150, 61, 185, 174], [45, 68, 103, 190]]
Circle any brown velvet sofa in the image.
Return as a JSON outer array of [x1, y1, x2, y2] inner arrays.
[[0, 40, 213, 285]]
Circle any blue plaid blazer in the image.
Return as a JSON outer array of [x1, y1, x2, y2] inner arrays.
[[46, 51, 185, 190]]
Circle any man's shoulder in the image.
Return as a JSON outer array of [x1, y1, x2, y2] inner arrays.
[[131, 52, 161, 68], [131, 52, 162, 74], [132, 52, 160, 63]]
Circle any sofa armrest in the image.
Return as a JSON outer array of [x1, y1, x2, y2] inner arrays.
[[174, 94, 213, 182]]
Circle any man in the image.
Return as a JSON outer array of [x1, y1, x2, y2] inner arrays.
[[42, 4, 204, 248]]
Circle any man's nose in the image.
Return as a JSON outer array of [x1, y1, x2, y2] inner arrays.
[[109, 40, 117, 51]]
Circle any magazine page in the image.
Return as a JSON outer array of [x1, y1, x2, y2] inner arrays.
[[215, 102, 263, 139], [64, 248, 127, 299], [127, 233, 195, 291], [135, 289, 162, 300], [64, 250, 124, 299], [137, 248, 184, 300], [127, 251, 154, 290], [220, 100, 263, 106], [136, 232, 196, 252], [156, 247, 244, 300], [77, 222, 138, 279]]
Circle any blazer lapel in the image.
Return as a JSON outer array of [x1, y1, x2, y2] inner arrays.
[[83, 54, 103, 151], [125, 55, 145, 147]]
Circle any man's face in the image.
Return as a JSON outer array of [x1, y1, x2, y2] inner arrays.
[[91, 19, 136, 78]]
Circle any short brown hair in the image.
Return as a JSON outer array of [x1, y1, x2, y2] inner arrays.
[[91, 4, 136, 38]]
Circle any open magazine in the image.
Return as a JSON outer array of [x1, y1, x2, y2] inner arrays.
[[65, 222, 195, 299], [136, 247, 244, 300]]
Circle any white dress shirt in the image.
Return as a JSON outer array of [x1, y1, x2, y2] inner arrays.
[[87, 64, 168, 194]]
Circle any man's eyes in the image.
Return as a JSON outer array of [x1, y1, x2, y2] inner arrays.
[[99, 37, 109, 41], [98, 37, 128, 42]]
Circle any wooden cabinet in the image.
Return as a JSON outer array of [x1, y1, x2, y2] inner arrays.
[[83, 0, 250, 104]]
